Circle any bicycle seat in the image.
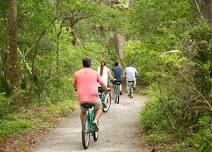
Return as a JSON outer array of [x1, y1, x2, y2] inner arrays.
[[81, 103, 95, 109], [114, 80, 121, 85]]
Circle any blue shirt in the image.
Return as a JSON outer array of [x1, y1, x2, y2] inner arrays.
[[112, 66, 123, 81]]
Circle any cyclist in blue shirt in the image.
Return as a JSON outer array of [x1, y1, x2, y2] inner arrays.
[[112, 61, 124, 95]]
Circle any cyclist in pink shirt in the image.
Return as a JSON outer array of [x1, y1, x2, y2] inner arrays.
[[73, 57, 108, 131]]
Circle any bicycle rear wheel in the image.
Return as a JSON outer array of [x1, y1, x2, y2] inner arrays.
[[116, 85, 120, 104], [117, 94, 120, 103], [82, 115, 90, 149], [102, 93, 111, 113], [130, 84, 133, 98], [114, 85, 120, 104]]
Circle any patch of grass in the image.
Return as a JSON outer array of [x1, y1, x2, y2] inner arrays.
[[0, 100, 77, 140], [143, 130, 174, 150], [0, 120, 32, 139]]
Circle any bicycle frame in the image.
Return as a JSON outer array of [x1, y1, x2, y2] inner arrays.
[[99, 92, 106, 102], [82, 104, 98, 149], [98, 87, 111, 112], [128, 81, 134, 98], [88, 108, 95, 132], [98, 87, 106, 102], [114, 81, 121, 103], [114, 84, 120, 96]]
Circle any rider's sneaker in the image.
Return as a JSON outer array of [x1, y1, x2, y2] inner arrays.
[[93, 120, 99, 131], [120, 91, 122, 95]]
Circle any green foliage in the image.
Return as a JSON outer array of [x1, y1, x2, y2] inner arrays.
[[173, 116, 212, 152], [0, 100, 77, 140], [0, 119, 32, 139], [0, 0, 211, 151], [140, 85, 166, 131], [0, 1, 122, 145], [126, 0, 212, 151]]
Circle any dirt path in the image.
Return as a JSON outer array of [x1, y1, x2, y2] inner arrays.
[[35, 94, 146, 152]]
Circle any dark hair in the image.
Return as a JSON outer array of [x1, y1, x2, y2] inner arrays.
[[128, 62, 132, 67], [100, 61, 106, 76], [82, 57, 91, 67], [115, 61, 119, 66]]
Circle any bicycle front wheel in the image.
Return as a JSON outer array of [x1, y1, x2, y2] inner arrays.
[[114, 85, 120, 104], [82, 115, 90, 149], [102, 93, 111, 113]]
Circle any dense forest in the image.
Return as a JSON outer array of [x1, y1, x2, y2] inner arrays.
[[0, 0, 211, 151]]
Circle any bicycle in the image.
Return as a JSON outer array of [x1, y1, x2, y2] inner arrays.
[[113, 80, 121, 104], [98, 87, 111, 112], [81, 103, 99, 149], [128, 81, 134, 98]]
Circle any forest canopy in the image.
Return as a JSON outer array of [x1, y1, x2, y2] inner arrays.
[[0, 0, 211, 151]]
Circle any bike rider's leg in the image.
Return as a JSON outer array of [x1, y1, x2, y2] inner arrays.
[[133, 78, 136, 90], [120, 84, 122, 95], [94, 108, 102, 122], [110, 83, 114, 100], [80, 111, 86, 126], [93, 99, 102, 131], [126, 80, 130, 95]]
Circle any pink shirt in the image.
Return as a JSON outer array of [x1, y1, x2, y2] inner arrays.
[[73, 68, 103, 103]]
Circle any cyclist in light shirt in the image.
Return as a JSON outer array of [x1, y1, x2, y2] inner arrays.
[[124, 63, 138, 95], [97, 61, 114, 86]]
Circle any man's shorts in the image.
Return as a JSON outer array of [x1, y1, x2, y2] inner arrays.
[[126, 80, 135, 86], [112, 80, 122, 85], [80, 99, 102, 112]]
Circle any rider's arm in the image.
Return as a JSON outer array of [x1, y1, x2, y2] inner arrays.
[[108, 69, 114, 81], [72, 74, 77, 90], [135, 68, 138, 77], [97, 73, 109, 92], [99, 81, 108, 92]]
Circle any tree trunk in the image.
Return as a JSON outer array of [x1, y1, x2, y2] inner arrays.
[[114, 31, 125, 58], [127, 0, 134, 7], [7, 0, 20, 89], [199, 0, 212, 22], [70, 30, 81, 46]]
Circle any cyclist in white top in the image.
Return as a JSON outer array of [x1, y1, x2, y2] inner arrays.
[[124, 63, 138, 95], [97, 61, 114, 105], [97, 61, 114, 86]]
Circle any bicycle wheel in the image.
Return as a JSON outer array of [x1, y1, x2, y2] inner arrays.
[[82, 114, 90, 149], [116, 85, 120, 104], [130, 84, 133, 98], [114, 85, 118, 103], [102, 93, 111, 113]]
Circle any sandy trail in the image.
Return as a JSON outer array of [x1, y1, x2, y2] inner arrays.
[[35, 94, 146, 152]]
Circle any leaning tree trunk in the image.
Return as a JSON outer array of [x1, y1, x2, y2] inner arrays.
[[114, 31, 125, 58], [7, 0, 20, 90], [127, 0, 134, 7], [114, 0, 134, 59], [198, 0, 212, 22]]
